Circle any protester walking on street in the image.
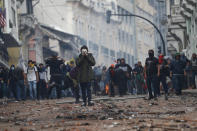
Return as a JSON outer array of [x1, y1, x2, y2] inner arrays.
[[0, 66, 6, 98], [25, 60, 39, 100], [46, 53, 64, 99], [8, 65, 19, 100], [15, 64, 26, 100], [170, 53, 186, 95], [76, 45, 96, 106], [144, 50, 159, 100]]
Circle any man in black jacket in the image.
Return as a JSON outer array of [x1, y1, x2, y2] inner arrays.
[[115, 58, 132, 96], [144, 50, 159, 100], [46, 53, 64, 99], [8, 65, 19, 100]]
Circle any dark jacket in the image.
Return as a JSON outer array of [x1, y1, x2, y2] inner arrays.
[[170, 59, 186, 75], [45, 57, 64, 75], [76, 53, 96, 83]]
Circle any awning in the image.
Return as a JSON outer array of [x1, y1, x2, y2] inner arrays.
[[2, 33, 21, 47], [40, 24, 78, 51]]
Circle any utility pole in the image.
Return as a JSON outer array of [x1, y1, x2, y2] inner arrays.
[[106, 10, 166, 56]]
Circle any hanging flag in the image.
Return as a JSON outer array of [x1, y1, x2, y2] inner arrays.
[[0, 8, 6, 27]]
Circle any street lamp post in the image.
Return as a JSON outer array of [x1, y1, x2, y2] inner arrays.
[[106, 10, 166, 56]]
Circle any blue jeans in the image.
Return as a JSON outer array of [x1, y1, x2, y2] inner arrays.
[[172, 75, 184, 95], [28, 81, 37, 99], [17, 80, 26, 100]]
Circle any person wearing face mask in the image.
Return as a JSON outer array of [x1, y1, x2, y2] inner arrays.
[[8, 65, 19, 100], [76, 45, 95, 106], [144, 50, 159, 100], [0, 66, 5, 98], [170, 53, 186, 95], [24, 60, 39, 100]]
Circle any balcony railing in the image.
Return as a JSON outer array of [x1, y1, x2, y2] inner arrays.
[[182, 0, 195, 14], [186, 0, 197, 5], [0, 46, 9, 66]]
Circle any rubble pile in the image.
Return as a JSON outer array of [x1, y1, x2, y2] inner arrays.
[[0, 90, 197, 131]]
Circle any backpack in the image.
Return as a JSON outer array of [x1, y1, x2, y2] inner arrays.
[[69, 66, 79, 79]]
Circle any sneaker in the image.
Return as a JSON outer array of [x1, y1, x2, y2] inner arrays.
[[147, 96, 153, 100], [81, 103, 86, 107], [154, 97, 158, 101], [165, 94, 168, 100], [88, 102, 94, 106], [75, 99, 80, 104]]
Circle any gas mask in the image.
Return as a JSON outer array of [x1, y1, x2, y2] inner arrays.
[[81, 49, 88, 55], [148, 52, 154, 58], [11, 67, 15, 70]]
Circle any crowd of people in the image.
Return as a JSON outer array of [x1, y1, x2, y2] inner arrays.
[[0, 45, 197, 106]]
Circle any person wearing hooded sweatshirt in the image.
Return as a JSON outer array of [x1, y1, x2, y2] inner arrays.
[[76, 45, 96, 106], [8, 65, 19, 100], [170, 53, 186, 95], [144, 50, 159, 100]]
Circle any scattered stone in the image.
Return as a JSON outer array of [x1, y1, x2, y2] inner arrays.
[[15, 121, 21, 125], [99, 116, 106, 120], [108, 118, 114, 120]]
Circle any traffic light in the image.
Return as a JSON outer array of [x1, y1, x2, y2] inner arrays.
[[106, 10, 111, 24], [158, 46, 161, 54]]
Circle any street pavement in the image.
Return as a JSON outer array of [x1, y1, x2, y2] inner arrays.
[[0, 89, 197, 131]]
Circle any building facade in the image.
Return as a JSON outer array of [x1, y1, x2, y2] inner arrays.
[[181, 0, 197, 58], [0, 0, 20, 67], [116, 0, 136, 65], [135, 0, 156, 65], [166, 0, 187, 56], [148, 0, 168, 56], [31, 0, 137, 66], [166, 0, 197, 58]]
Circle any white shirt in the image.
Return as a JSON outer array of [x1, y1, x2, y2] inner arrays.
[[39, 71, 48, 82], [25, 66, 38, 81]]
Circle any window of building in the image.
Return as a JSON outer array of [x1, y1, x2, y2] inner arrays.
[[171, 0, 175, 5], [101, 46, 108, 56], [11, 7, 16, 27], [26, 0, 33, 14], [110, 50, 115, 57]]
